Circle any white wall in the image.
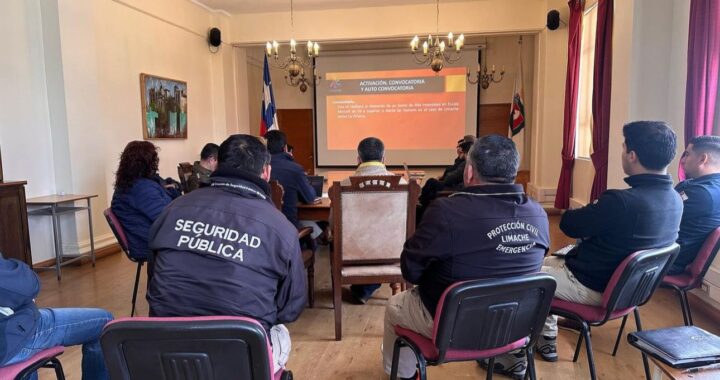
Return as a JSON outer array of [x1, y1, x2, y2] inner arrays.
[[0, 0, 240, 263]]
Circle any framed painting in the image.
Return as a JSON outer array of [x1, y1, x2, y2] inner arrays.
[[140, 73, 188, 139]]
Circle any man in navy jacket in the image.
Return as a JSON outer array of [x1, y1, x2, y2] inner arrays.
[[265, 130, 318, 227], [538, 121, 682, 366], [382, 135, 549, 380], [147, 134, 306, 375], [0, 254, 112, 379], [672, 135, 720, 274]]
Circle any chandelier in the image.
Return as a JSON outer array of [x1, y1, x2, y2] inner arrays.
[[266, 0, 319, 90], [410, 0, 464, 73], [467, 39, 506, 89]]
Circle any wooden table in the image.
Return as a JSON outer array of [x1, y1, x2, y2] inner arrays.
[[27, 194, 98, 280], [298, 197, 331, 221], [648, 357, 720, 380]]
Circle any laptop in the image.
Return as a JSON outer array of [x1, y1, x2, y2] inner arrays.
[[308, 175, 324, 198]]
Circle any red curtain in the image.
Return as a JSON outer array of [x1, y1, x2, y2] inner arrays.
[[681, 0, 720, 180], [554, 0, 584, 209], [589, 0, 613, 201]]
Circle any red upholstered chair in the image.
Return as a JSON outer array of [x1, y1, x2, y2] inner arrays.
[[0, 346, 65, 380], [101, 316, 292, 380], [662, 227, 720, 326], [103, 208, 145, 317], [550, 244, 679, 380], [390, 273, 557, 380]]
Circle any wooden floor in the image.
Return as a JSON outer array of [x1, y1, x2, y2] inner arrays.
[[35, 216, 719, 380]]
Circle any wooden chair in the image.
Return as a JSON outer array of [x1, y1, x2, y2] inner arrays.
[[177, 162, 193, 194], [269, 180, 316, 308], [329, 175, 421, 340]]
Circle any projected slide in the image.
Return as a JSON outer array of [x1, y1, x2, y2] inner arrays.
[[325, 68, 466, 150], [314, 51, 478, 166]]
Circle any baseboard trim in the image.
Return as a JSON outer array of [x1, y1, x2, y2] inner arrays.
[[569, 197, 587, 209], [32, 243, 122, 270], [688, 289, 720, 325], [527, 183, 557, 205]]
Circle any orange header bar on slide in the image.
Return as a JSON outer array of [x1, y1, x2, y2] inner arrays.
[[325, 67, 467, 81]]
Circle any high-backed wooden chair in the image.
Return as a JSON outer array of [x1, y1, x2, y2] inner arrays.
[[177, 162, 193, 194], [329, 175, 420, 340], [269, 180, 316, 308]]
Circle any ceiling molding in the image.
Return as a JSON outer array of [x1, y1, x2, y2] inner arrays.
[[188, 0, 232, 17]]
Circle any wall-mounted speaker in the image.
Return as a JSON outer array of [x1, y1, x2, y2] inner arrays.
[[547, 10, 560, 30], [208, 27, 222, 48]]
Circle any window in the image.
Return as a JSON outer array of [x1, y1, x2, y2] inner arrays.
[[575, 3, 598, 159]]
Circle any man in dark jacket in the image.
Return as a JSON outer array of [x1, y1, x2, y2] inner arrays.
[[538, 121, 683, 365], [0, 253, 113, 380], [187, 143, 219, 191], [265, 130, 318, 227], [382, 135, 549, 380], [147, 134, 306, 375], [671, 135, 720, 273]]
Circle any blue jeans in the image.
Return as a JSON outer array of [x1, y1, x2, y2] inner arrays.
[[5, 308, 113, 380]]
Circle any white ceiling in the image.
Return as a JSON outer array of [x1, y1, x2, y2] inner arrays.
[[194, 0, 455, 14]]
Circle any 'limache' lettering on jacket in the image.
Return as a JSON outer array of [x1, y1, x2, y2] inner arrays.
[[486, 221, 541, 254], [173, 219, 263, 262]]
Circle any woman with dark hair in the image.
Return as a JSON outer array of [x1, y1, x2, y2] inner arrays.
[[111, 141, 178, 262]]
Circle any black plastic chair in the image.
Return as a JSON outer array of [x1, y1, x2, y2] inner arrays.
[[101, 316, 292, 380], [390, 273, 557, 380], [549, 244, 679, 380], [103, 208, 145, 317]]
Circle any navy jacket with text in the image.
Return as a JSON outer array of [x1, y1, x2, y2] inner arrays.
[[269, 153, 317, 227], [401, 184, 550, 316], [146, 166, 307, 331], [563, 174, 683, 292], [0, 254, 40, 365], [672, 173, 720, 274]]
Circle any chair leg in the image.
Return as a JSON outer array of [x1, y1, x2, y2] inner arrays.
[[526, 347, 537, 380], [307, 259, 315, 308], [681, 290, 693, 326], [486, 357, 495, 380], [51, 358, 66, 380], [612, 315, 628, 356], [580, 322, 597, 380], [572, 331, 583, 362], [389, 338, 403, 380], [634, 308, 651, 380], [390, 283, 400, 295], [131, 261, 143, 317], [333, 281, 342, 341]]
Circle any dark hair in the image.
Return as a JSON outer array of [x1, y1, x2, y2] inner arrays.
[[200, 143, 219, 160], [459, 141, 474, 154], [623, 121, 677, 170], [689, 135, 720, 161], [287, 144, 294, 153], [265, 130, 287, 154], [468, 134, 519, 183], [218, 134, 270, 175], [357, 137, 384, 162], [114, 141, 159, 191]]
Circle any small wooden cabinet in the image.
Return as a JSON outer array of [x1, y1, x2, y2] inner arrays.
[[0, 181, 32, 265]]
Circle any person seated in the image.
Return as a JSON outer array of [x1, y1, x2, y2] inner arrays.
[[265, 130, 319, 229], [146, 134, 306, 375], [339, 137, 406, 304], [111, 141, 179, 267], [536, 121, 682, 365], [417, 136, 476, 222], [0, 253, 113, 380], [382, 135, 549, 380], [187, 143, 219, 191], [672, 135, 720, 274]]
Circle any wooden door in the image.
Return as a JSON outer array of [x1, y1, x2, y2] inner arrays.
[[277, 109, 314, 174], [478, 103, 511, 137]]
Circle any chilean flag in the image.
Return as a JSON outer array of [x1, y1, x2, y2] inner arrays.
[[260, 55, 279, 136]]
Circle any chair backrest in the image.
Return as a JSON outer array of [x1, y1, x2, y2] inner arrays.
[[269, 180, 284, 211], [101, 316, 275, 380], [687, 227, 720, 283], [177, 162, 193, 193], [329, 176, 420, 264], [432, 274, 557, 362], [104, 208, 131, 257], [602, 244, 679, 314]]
